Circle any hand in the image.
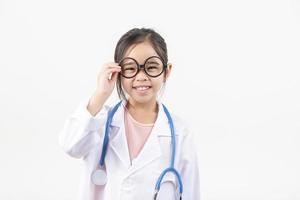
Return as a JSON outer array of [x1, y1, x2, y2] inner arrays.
[[95, 62, 121, 99], [87, 62, 121, 116]]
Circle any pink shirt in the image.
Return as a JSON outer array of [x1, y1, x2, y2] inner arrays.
[[124, 107, 155, 162]]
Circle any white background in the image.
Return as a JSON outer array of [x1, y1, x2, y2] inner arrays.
[[0, 0, 300, 199]]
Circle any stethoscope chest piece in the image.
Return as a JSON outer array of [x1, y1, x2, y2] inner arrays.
[[91, 169, 107, 185]]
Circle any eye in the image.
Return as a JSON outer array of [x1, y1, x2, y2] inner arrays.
[[122, 63, 136, 70], [147, 66, 159, 70], [124, 67, 136, 71], [145, 59, 162, 69]]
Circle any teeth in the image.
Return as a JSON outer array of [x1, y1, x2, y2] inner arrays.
[[136, 86, 149, 91]]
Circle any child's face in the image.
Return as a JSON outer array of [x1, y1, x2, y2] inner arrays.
[[121, 41, 172, 105]]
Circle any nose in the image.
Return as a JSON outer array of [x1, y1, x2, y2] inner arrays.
[[135, 68, 149, 81]]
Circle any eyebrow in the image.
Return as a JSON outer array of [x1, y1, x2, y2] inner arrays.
[[123, 61, 135, 65], [146, 61, 160, 65]]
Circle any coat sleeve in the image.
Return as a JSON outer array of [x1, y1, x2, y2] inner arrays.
[[178, 125, 201, 200], [58, 97, 110, 159]]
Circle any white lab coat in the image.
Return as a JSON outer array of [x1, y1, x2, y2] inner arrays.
[[59, 98, 200, 200]]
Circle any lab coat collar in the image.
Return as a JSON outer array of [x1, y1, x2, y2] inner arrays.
[[108, 99, 173, 171], [110, 99, 171, 136]]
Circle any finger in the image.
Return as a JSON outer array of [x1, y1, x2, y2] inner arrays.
[[103, 62, 118, 66], [100, 63, 120, 73], [110, 71, 119, 82], [101, 67, 120, 77], [103, 66, 121, 73], [107, 69, 121, 80], [106, 68, 121, 75], [104, 62, 120, 68], [107, 66, 121, 70]]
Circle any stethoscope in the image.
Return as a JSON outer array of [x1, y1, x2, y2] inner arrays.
[[91, 101, 183, 199]]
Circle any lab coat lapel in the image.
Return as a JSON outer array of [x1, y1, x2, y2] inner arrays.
[[109, 101, 131, 167], [126, 102, 170, 176]]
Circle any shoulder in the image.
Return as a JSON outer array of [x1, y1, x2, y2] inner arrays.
[[170, 113, 199, 162], [73, 96, 113, 119], [169, 112, 191, 138]]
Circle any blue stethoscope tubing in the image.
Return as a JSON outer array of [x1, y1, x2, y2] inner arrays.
[[97, 101, 183, 199]]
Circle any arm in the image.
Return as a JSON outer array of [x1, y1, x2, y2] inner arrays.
[[58, 95, 110, 159], [58, 61, 121, 159]]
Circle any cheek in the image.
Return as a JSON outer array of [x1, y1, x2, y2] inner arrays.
[[121, 79, 132, 92], [152, 80, 165, 91]]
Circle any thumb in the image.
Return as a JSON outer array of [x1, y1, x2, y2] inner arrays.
[[110, 72, 119, 82]]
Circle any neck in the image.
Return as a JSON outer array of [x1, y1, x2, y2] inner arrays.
[[125, 98, 158, 124], [126, 98, 158, 114]]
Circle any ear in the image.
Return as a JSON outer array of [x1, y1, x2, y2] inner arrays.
[[164, 63, 172, 81]]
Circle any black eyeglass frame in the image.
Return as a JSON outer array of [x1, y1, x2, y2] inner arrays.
[[119, 56, 167, 79]]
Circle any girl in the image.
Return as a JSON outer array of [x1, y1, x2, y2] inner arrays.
[[59, 28, 200, 200]]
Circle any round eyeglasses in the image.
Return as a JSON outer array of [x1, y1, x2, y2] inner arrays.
[[119, 56, 167, 79]]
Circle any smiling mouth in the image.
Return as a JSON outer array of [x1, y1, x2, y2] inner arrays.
[[133, 86, 152, 91]]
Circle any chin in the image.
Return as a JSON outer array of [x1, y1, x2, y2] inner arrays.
[[131, 95, 156, 105]]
